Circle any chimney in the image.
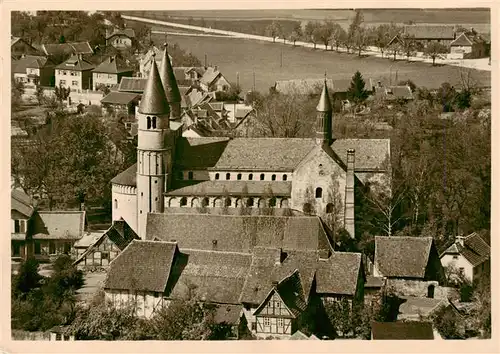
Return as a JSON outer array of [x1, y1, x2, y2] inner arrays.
[[456, 235, 465, 246], [344, 149, 355, 238], [275, 248, 287, 265], [80, 202, 86, 211]]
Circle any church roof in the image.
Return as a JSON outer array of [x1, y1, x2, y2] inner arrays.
[[159, 44, 182, 104], [166, 180, 292, 197], [146, 213, 332, 254], [110, 163, 137, 187], [331, 139, 390, 171], [138, 57, 170, 115], [316, 80, 332, 112], [213, 138, 317, 172], [174, 137, 230, 170]]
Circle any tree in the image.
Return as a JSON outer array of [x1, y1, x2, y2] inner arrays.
[[324, 298, 354, 337], [329, 23, 346, 52], [215, 84, 241, 102], [373, 24, 392, 56], [347, 10, 364, 54], [54, 84, 70, 103], [12, 258, 43, 299], [304, 21, 318, 48], [35, 85, 45, 105], [325, 171, 344, 239], [346, 71, 370, 106], [266, 21, 282, 43], [353, 26, 369, 56], [398, 79, 417, 92], [289, 22, 303, 46], [43, 255, 84, 304], [387, 40, 402, 61], [424, 41, 447, 66], [401, 34, 417, 61], [96, 83, 111, 96], [11, 78, 25, 109], [317, 20, 334, 50]]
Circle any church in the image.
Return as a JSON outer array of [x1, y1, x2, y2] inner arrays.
[[110, 43, 391, 240]]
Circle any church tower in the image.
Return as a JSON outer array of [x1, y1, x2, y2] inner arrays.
[[136, 55, 171, 239], [159, 43, 182, 121], [315, 79, 333, 145]]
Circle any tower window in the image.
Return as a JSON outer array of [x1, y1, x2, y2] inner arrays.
[[269, 197, 276, 207], [237, 173, 242, 180], [188, 171, 193, 180], [246, 198, 254, 207], [249, 173, 253, 180], [215, 173, 220, 180], [226, 173, 231, 180], [283, 174, 288, 181], [260, 173, 265, 181], [152, 116, 157, 129], [315, 187, 323, 198], [114, 199, 118, 209], [201, 197, 209, 207], [271, 174, 276, 181], [147, 116, 151, 129]]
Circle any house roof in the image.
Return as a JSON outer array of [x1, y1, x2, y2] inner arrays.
[[331, 138, 390, 171], [101, 92, 140, 105], [398, 296, 445, 320], [138, 58, 170, 115], [213, 138, 317, 172], [371, 321, 434, 340], [200, 67, 222, 86], [106, 28, 136, 40], [11, 189, 34, 218], [375, 236, 433, 279], [275, 79, 335, 95], [33, 211, 86, 240], [213, 304, 242, 325], [365, 276, 385, 288], [376, 86, 414, 101], [55, 55, 95, 71], [105, 240, 178, 292], [118, 77, 147, 93], [146, 213, 332, 255], [12, 55, 52, 73], [450, 33, 474, 46], [442, 233, 490, 267], [42, 42, 94, 56], [174, 137, 230, 169], [166, 248, 251, 304], [159, 45, 182, 104], [316, 252, 362, 295], [111, 163, 137, 187], [403, 25, 455, 40], [93, 56, 134, 74], [73, 231, 103, 248], [166, 180, 292, 197]]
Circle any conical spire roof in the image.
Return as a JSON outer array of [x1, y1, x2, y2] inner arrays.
[[138, 55, 170, 115], [159, 43, 181, 104], [316, 79, 332, 112]]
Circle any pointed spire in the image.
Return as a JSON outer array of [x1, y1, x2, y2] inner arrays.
[[159, 42, 181, 104], [316, 78, 332, 112], [138, 54, 170, 115]]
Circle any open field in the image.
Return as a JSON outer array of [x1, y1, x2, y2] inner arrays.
[[153, 33, 491, 93]]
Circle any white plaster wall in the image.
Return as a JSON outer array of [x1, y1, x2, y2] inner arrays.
[[93, 73, 119, 90], [440, 254, 473, 281], [208, 171, 293, 182], [112, 184, 138, 234], [178, 169, 210, 181]]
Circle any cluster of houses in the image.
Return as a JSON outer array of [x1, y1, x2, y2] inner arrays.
[[10, 44, 490, 339]]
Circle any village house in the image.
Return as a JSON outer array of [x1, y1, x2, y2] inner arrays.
[[373, 236, 446, 299], [373, 82, 414, 102], [449, 31, 489, 59], [11, 36, 44, 59], [105, 28, 136, 49], [11, 189, 87, 262], [199, 66, 231, 92], [92, 55, 134, 91], [101, 92, 141, 117], [138, 46, 172, 78], [440, 232, 490, 284], [41, 41, 94, 64], [55, 54, 95, 91], [12, 55, 56, 88], [174, 66, 207, 86], [402, 24, 456, 47]]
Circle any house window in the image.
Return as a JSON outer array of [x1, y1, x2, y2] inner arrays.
[[102, 252, 109, 260], [14, 220, 20, 233], [226, 173, 231, 180], [459, 267, 465, 274], [215, 173, 220, 180], [260, 173, 265, 181], [271, 174, 276, 181], [251, 322, 257, 331], [64, 243, 71, 254], [263, 317, 270, 326], [277, 318, 284, 327], [178, 171, 184, 180], [315, 187, 323, 198], [188, 171, 193, 180], [49, 242, 56, 255], [35, 241, 41, 255], [237, 173, 242, 180], [249, 173, 253, 180], [282, 174, 287, 181], [60, 80, 66, 85], [180, 197, 187, 207], [12, 243, 21, 257], [152, 116, 157, 129], [452, 255, 458, 260], [326, 203, 334, 213]]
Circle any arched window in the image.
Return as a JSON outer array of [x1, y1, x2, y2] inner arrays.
[[269, 197, 276, 207], [114, 199, 118, 209], [427, 285, 435, 299], [152, 116, 157, 129], [237, 173, 242, 180], [215, 173, 220, 180], [315, 187, 323, 198], [303, 203, 313, 214], [282, 174, 288, 181], [226, 173, 231, 180], [246, 198, 254, 207], [188, 171, 193, 180], [180, 197, 187, 207], [146, 116, 151, 129], [249, 173, 253, 181], [260, 173, 265, 181], [201, 197, 209, 207], [178, 171, 184, 180], [225, 197, 232, 207], [326, 203, 334, 213], [271, 174, 276, 181]]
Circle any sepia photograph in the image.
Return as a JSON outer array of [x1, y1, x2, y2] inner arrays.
[[6, 4, 492, 345]]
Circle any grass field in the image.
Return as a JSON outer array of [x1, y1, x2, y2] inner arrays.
[[154, 33, 491, 93]]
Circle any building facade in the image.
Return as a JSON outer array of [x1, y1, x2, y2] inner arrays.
[[55, 54, 95, 91]]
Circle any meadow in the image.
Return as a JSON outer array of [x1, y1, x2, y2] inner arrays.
[[153, 33, 491, 94]]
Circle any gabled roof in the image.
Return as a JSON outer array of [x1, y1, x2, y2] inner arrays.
[[111, 163, 137, 187], [93, 56, 134, 74], [403, 25, 455, 40], [42, 42, 94, 56], [375, 86, 414, 101], [213, 138, 317, 172], [442, 233, 490, 267], [371, 321, 434, 340], [55, 55, 95, 71], [104, 240, 178, 293], [11, 189, 34, 218], [33, 211, 86, 240], [12, 55, 53, 74], [375, 236, 433, 279], [331, 138, 390, 172], [146, 214, 332, 255], [174, 137, 230, 169], [118, 77, 147, 93], [450, 32, 474, 46], [166, 180, 292, 197], [138, 58, 170, 115], [200, 67, 222, 86], [101, 92, 140, 105], [106, 28, 136, 40], [316, 252, 362, 295]]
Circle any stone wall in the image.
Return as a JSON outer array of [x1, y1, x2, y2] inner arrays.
[[387, 279, 449, 300]]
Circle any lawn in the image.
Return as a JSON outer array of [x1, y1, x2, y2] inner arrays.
[[154, 33, 491, 93]]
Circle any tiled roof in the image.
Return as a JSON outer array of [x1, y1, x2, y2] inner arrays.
[[101, 92, 140, 105], [55, 55, 95, 71], [118, 77, 147, 92], [371, 321, 434, 340], [146, 214, 332, 255], [403, 25, 455, 40], [200, 67, 221, 86], [450, 33, 473, 46], [73, 231, 103, 248], [213, 304, 242, 325], [93, 56, 134, 74], [316, 252, 362, 295], [398, 296, 445, 320], [174, 137, 229, 169], [138, 58, 170, 115], [105, 240, 178, 292], [375, 236, 433, 279], [11, 189, 34, 218], [33, 211, 86, 240], [376, 86, 414, 101], [42, 42, 94, 56], [214, 138, 317, 172], [276, 271, 308, 317], [365, 276, 384, 288], [12, 55, 52, 73], [235, 108, 253, 119], [106, 28, 136, 39], [166, 180, 292, 197], [111, 163, 137, 186], [331, 138, 390, 171], [11, 36, 20, 46], [166, 248, 251, 304], [441, 233, 490, 266]]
